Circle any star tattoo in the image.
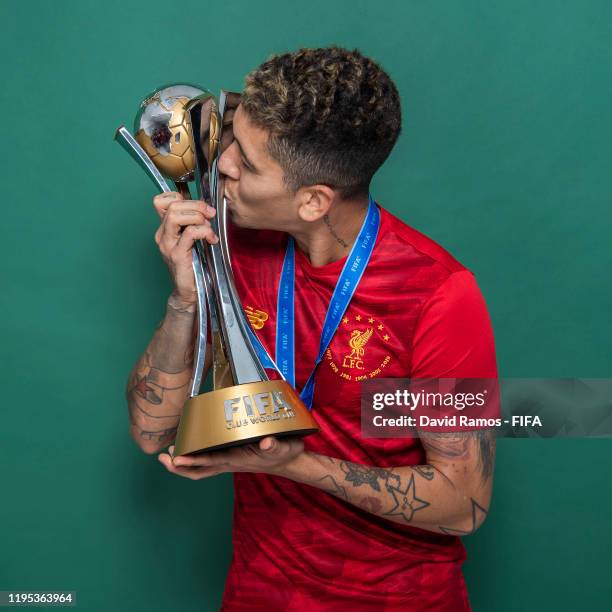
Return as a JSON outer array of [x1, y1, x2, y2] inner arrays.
[[383, 475, 430, 522]]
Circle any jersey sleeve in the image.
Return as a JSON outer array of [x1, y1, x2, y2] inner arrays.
[[409, 269, 500, 427], [410, 269, 498, 378]]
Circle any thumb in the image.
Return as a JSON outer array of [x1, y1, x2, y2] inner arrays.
[[259, 436, 278, 452]]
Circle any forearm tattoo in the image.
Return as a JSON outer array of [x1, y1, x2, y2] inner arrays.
[[139, 426, 179, 443], [126, 307, 195, 444], [315, 453, 491, 533], [316, 459, 433, 525]]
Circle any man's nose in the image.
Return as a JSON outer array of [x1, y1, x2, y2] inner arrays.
[[218, 141, 240, 180]]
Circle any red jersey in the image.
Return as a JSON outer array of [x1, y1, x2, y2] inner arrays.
[[220, 203, 498, 611]]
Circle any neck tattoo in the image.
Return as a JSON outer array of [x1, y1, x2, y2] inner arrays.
[[323, 214, 349, 249]]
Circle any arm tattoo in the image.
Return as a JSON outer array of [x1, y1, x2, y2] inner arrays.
[[316, 475, 349, 501], [314, 457, 488, 530], [139, 426, 178, 443], [419, 432, 471, 459], [474, 429, 496, 481], [125, 358, 187, 419], [439, 498, 489, 536], [147, 324, 193, 374], [127, 407, 178, 444], [420, 430, 496, 482], [359, 497, 383, 513], [126, 298, 197, 449], [383, 474, 430, 522], [129, 397, 182, 420], [330, 460, 430, 524], [414, 465, 435, 481], [339, 461, 401, 492], [126, 347, 191, 440], [129, 372, 163, 405]]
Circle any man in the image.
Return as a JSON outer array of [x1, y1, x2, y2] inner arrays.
[[126, 46, 498, 611]]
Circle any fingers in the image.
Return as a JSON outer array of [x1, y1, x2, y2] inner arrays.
[[158, 454, 224, 480], [259, 436, 303, 457], [158, 448, 229, 481], [159, 436, 304, 480], [259, 436, 276, 452], [174, 222, 219, 254], [159, 199, 215, 240], [153, 191, 215, 222], [171, 449, 230, 469], [156, 199, 218, 254], [153, 191, 183, 220], [151, 196, 218, 303]]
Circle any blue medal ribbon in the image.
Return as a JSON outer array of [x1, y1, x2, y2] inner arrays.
[[275, 236, 296, 384], [249, 194, 380, 410]]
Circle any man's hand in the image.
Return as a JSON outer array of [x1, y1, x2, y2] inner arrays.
[[157, 436, 304, 480], [152, 191, 219, 308]]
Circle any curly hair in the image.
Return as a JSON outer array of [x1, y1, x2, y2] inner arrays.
[[240, 46, 402, 199]]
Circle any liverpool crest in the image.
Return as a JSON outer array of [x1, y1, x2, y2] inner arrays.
[[325, 312, 393, 381]]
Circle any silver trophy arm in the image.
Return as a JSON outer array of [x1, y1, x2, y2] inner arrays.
[[216, 91, 284, 381], [189, 246, 208, 397], [188, 97, 269, 385], [114, 126, 209, 397], [216, 91, 234, 276], [115, 126, 170, 193]]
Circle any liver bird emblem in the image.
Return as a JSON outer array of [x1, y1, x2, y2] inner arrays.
[[347, 327, 373, 359]]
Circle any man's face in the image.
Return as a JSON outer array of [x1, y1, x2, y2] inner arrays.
[[218, 104, 298, 231]]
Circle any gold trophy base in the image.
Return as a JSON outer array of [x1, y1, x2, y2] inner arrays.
[[173, 380, 319, 456]]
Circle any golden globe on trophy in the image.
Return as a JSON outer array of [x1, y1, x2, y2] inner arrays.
[[115, 84, 319, 456]]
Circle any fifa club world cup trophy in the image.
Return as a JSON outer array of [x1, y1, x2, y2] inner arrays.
[[115, 84, 319, 456]]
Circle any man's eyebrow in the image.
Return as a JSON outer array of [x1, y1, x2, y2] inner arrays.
[[233, 135, 258, 172]]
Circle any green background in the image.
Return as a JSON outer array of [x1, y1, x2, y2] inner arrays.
[[1, 1, 611, 610]]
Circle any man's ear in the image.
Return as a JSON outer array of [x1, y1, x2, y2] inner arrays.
[[296, 185, 336, 223]]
